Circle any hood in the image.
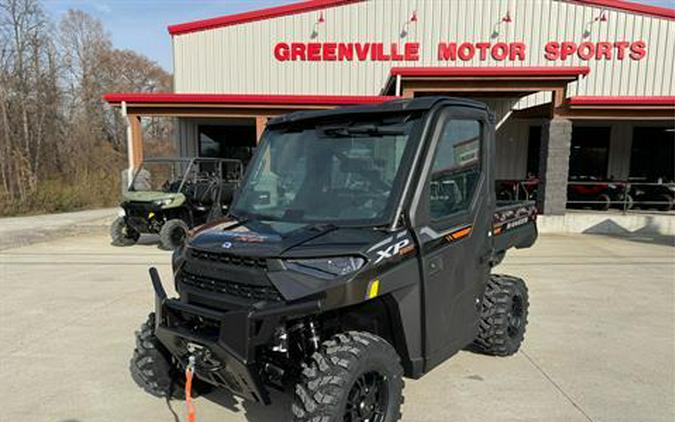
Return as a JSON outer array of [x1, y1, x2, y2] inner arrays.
[[188, 218, 389, 258], [123, 191, 181, 203]]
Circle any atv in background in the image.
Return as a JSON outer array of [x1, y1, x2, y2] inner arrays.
[[111, 157, 243, 250], [566, 176, 629, 211], [496, 177, 539, 202], [629, 179, 675, 211]]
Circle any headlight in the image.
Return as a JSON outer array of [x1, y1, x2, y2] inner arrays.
[[153, 198, 173, 207], [285, 256, 365, 279]]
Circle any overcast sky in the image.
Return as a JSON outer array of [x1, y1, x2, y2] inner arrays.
[[42, 0, 674, 72]]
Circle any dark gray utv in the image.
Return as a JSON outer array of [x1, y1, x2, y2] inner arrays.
[[130, 97, 538, 422]]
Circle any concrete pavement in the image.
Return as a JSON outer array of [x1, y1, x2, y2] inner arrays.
[[0, 233, 672, 422], [0, 208, 117, 250]]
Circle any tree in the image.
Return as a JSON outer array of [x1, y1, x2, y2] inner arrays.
[[0, 2, 172, 215]]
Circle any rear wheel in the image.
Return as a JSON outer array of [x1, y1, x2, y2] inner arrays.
[[292, 331, 404, 422], [159, 219, 189, 250], [472, 274, 529, 357], [111, 216, 139, 246], [595, 193, 612, 211]]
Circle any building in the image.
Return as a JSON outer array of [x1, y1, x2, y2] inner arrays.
[[104, 0, 675, 215]]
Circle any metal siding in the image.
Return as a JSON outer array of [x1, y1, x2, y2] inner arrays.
[[173, 0, 675, 109]]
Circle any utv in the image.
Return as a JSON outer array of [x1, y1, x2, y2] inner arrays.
[[130, 97, 538, 421], [111, 157, 243, 250]]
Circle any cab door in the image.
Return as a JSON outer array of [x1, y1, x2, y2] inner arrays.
[[410, 106, 494, 371]]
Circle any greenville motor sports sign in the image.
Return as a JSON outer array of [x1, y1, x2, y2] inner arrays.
[[273, 41, 647, 62]]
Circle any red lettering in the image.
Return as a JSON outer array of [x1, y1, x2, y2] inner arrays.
[[614, 41, 630, 60], [355, 43, 370, 61], [323, 42, 337, 61], [307, 43, 321, 61], [491, 42, 508, 60], [577, 42, 595, 60], [560, 42, 576, 60], [509, 42, 526, 60], [274, 43, 289, 61], [476, 42, 491, 60], [405, 42, 420, 61], [291, 43, 306, 61], [338, 43, 353, 61], [545, 41, 560, 60], [596, 42, 613, 60], [458, 42, 475, 61], [391, 43, 404, 61], [630, 40, 647, 60], [373, 43, 390, 61], [437, 42, 456, 61]]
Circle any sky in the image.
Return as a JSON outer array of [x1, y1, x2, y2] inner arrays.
[[42, 0, 674, 72]]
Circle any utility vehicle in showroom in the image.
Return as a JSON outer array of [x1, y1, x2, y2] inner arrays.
[[130, 97, 537, 421], [111, 157, 243, 250]]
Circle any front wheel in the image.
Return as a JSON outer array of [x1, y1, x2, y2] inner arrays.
[[130, 313, 212, 400], [292, 331, 404, 422], [159, 219, 189, 250], [111, 216, 139, 246]]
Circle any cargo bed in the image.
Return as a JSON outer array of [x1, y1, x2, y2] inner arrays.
[[491, 201, 538, 265]]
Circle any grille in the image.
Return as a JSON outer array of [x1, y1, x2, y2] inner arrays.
[[190, 249, 268, 270], [180, 271, 282, 302]]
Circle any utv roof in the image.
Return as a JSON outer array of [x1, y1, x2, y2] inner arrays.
[[267, 96, 489, 127]]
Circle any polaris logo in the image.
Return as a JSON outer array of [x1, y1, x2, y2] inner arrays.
[[375, 239, 411, 264]]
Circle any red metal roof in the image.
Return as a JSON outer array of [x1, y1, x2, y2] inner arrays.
[[568, 0, 675, 20], [568, 96, 675, 106], [103, 92, 397, 106], [389, 66, 591, 78], [168, 0, 673, 36], [168, 0, 364, 35]]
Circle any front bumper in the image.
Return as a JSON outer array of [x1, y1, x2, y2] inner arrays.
[[149, 268, 319, 404]]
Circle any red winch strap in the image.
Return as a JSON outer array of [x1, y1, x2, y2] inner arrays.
[[185, 357, 196, 422]]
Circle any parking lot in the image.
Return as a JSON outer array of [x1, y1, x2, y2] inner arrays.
[[0, 229, 673, 422]]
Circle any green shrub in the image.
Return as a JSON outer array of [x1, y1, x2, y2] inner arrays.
[[0, 171, 122, 217]]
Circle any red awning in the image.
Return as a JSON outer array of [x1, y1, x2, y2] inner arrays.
[[568, 96, 675, 106], [103, 93, 397, 106]]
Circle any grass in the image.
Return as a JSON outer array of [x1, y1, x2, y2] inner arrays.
[[0, 171, 122, 217]]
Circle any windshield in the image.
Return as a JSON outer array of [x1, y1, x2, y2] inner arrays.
[[129, 161, 189, 193], [232, 115, 419, 225]]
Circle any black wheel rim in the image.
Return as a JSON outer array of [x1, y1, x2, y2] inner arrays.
[[344, 371, 388, 422], [507, 294, 524, 338]]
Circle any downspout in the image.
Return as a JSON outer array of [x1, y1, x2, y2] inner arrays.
[[121, 100, 134, 188], [395, 74, 402, 97]]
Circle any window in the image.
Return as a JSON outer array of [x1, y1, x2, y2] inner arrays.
[[233, 115, 418, 225], [429, 120, 481, 220], [527, 126, 542, 177], [569, 127, 610, 179], [630, 127, 674, 182], [198, 124, 257, 166]]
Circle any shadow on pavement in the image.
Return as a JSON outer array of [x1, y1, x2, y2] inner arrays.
[[581, 215, 674, 247], [202, 389, 292, 422]]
